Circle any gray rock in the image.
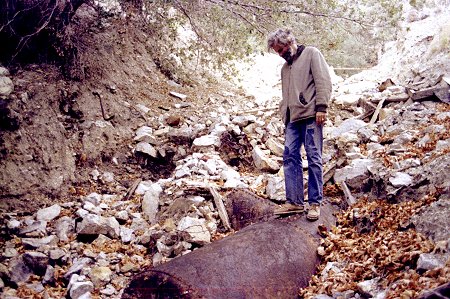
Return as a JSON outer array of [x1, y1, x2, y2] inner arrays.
[[3, 247, 18, 258], [6, 219, 21, 231], [69, 281, 94, 299], [64, 258, 92, 281], [231, 115, 256, 127], [115, 210, 129, 222], [265, 137, 284, 157], [331, 119, 367, 138], [8, 256, 32, 285], [357, 277, 382, 298], [265, 175, 285, 201], [120, 227, 134, 243], [76, 214, 120, 238], [0, 67, 10, 76], [334, 158, 373, 189], [177, 216, 211, 245], [252, 146, 280, 172], [22, 235, 58, 249], [42, 265, 55, 285], [89, 266, 112, 287], [55, 216, 75, 242], [19, 220, 47, 236], [22, 251, 48, 276], [142, 184, 162, 224], [0, 76, 13, 98], [411, 197, 450, 242], [417, 253, 446, 271], [84, 192, 102, 205], [100, 284, 117, 296], [136, 141, 158, 158], [49, 248, 67, 261], [36, 204, 61, 221]]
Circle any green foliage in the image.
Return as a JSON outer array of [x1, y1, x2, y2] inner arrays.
[[139, 0, 405, 82]]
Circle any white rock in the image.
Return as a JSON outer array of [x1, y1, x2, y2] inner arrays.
[[89, 266, 112, 287], [193, 135, 220, 147], [334, 159, 374, 189], [177, 216, 211, 245], [120, 227, 134, 243], [36, 204, 61, 221], [0, 76, 13, 98], [389, 172, 413, 187], [142, 184, 162, 224], [134, 126, 153, 141], [266, 138, 284, 157], [84, 193, 102, 205], [330, 119, 367, 139], [232, 115, 256, 127], [69, 281, 94, 299], [135, 142, 158, 157], [334, 93, 361, 105], [252, 146, 280, 172]]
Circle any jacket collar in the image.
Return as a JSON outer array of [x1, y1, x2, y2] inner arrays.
[[287, 44, 305, 65]]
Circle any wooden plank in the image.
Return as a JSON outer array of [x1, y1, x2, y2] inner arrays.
[[209, 185, 232, 231], [370, 98, 386, 124], [341, 181, 356, 206]]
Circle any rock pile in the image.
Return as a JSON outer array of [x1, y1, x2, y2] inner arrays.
[[1, 69, 449, 297]]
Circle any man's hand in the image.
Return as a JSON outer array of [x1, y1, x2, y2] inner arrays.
[[316, 111, 327, 125]]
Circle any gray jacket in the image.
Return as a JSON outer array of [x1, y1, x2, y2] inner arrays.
[[279, 46, 332, 125]]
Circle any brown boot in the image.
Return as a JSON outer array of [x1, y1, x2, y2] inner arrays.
[[307, 204, 320, 221], [274, 203, 305, 215]]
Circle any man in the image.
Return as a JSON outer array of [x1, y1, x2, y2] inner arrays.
[[268, 29, 332, 221]]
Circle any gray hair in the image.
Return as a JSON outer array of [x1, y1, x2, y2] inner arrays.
[[267, 29, 296, 50]]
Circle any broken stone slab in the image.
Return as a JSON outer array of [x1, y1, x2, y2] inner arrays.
[[252, 146, 280, 172], [330, 119, 367, 139], [177, 216, 211, 245], [265, 137, 284, 157], [334, 158, 374, 190], [19, 220, 47, 236], [135, 142, 158, 158], [76, 214, 120, 239], [36, 204, 61, 221], [141, 184, 162, 224], [22, 235, 58, 249], [22, 251, 49, 276], [407, 76, 450, 103]]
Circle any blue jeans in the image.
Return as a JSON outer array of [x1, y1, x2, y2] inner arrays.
[[283, 118, 323, 206]]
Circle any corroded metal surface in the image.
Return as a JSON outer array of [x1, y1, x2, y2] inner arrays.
[[224, 188, 278, 230], [123, 190, 338, 299]]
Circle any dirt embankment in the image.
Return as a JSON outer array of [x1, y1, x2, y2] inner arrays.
[[0, 7, 234, 213]]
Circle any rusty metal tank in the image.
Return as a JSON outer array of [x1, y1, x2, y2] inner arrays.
[[122, 189, 337, 298]]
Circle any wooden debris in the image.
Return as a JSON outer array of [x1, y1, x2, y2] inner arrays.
[[370, 98, 386, 124], [235, 106, 278, 115], [341, 181, 356, 206], [209, 185, 232, 231], [123, 178, 142, 201]]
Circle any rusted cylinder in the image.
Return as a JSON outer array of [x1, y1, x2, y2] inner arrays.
[[123, 193, 337, 298]]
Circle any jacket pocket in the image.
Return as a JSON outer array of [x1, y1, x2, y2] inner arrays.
[[298, 92, 308, 105]]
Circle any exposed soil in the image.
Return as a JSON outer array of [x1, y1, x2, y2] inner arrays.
[[0, 10, 246, 214]]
